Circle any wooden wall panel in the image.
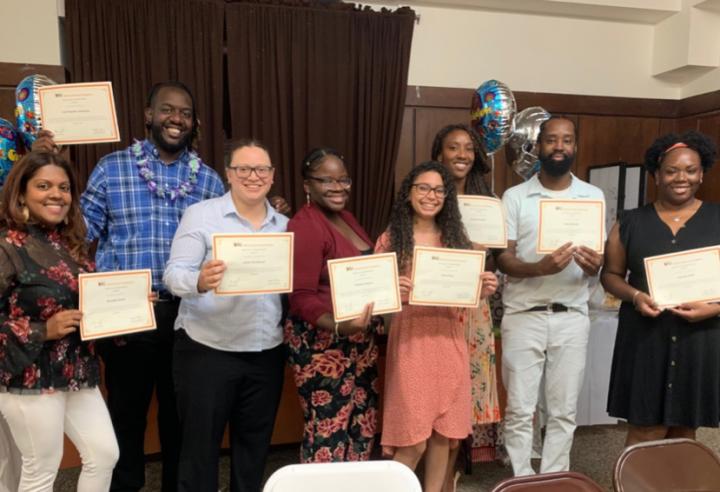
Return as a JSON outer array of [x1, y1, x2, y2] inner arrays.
[[0, 62, 66, 123]]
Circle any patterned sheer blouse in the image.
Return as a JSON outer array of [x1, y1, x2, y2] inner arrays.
[[0, 226, 99, 394]]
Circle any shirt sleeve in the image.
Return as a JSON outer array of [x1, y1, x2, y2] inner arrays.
[[287, 217, 331, 325], [502, 188, 519, 242], [81, 161, 109, 242], [163, 204, 207, 297], [0, 245, 47, 377]]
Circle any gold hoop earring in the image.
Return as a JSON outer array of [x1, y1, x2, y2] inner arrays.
[[21, 205, 30, 223], [306, 193, 310, 204], [63, 215, 69, 225]]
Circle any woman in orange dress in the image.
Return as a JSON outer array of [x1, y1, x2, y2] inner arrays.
[[376, 161, 497, 492]]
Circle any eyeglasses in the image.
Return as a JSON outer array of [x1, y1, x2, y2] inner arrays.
[[227, 165, 274, 179], [306, 176, 352, 189], [411, 183, 446, 198]]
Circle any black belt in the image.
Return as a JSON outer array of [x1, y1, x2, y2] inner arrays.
[[157, 291, 180, 303], [527, 303, 568, 313]]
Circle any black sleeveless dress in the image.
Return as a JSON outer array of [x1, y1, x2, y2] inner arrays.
[[607, 202, 720, 427]]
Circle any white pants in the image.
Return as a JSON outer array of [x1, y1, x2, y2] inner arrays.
[[0, 411, 21, 492], [0, 387, 119, 492], [501, 310, 590, 476]]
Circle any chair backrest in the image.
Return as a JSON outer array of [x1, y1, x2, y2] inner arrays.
[[262, 460, 422, 492], [613, 438, 720, 492], [490, 471, 605, 491]]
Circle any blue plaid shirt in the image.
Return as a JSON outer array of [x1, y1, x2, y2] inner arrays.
[[81, 140, 225, 291]]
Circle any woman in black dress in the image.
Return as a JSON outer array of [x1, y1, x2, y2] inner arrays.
[[601, 130, 720, 446]]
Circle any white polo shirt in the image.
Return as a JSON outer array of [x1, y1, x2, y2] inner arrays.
[[501, 173, 605, 316]]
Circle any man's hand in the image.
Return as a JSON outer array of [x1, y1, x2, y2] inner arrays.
[[573, 245, 603, 276], [31, 130, 61, 154], [536, 242, 575, 276], [270, 196, 291, 215]]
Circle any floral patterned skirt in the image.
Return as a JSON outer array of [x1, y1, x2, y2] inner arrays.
[[284, 317, 379, 463]]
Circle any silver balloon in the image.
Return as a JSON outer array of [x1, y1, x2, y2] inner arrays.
[[506, 106, 550, 180], [15, 74, 57, 148]]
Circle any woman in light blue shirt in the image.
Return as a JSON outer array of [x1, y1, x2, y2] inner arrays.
[[163, 139, 287, 492]]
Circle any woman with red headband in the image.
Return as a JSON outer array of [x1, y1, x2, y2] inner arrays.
[[602, 130, 720, 445]]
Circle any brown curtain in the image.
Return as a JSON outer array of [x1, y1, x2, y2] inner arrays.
[[64, 0, 225, 187], [225, 1, 415, 238]]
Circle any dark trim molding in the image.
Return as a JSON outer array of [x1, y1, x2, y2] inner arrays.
[[0, 62, 66, 85], [406, 85, 720, 120]]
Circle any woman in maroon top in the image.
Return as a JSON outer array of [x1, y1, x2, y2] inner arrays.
[[285, 147, 379, 463]]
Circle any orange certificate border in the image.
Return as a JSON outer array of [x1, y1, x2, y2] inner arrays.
[[211, 232, 294, 296], [37, 81, 121, 145], [537, 199, 605, 254], [409, 246, 486, 308], [327, 252, 403, 322], [457, 195, 508, 248], [78, 269, 156, 341], [644, 245, 720, 308]]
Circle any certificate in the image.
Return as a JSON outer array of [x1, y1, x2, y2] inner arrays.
[[458, 195, 507, 248], [327, 253, 402, 322], [37, 81, 120, 145], [409, 246, 485, 308], [645, 246, 720, 308], [537, 199, 605, 254], [212, 233, 293, 296], [79, 269, 156, 340]]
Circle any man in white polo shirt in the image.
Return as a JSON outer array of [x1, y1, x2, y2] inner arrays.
[[497, 116, 605, 476]]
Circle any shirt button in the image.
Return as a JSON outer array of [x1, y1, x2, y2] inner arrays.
[[671, 239, 676, 244], [671, 360, 676, 366], [668, 383, 673, 389], [671, 336, 677, 342]]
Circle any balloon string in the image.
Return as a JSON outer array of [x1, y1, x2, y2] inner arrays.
[[490, 154, 495, 195]]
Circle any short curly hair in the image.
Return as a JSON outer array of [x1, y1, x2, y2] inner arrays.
[[644, 130, 717, 174]]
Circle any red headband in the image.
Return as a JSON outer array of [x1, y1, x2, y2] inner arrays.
[[659, 142, 689, 162]]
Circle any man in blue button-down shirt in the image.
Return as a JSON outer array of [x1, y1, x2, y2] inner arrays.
[[81, 81, 225, 492]]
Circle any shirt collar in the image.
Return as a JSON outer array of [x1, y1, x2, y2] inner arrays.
[[220, 192, 279, 227], [525, 173, 592, 198]]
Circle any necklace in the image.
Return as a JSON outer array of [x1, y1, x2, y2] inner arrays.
[[656, 199, 699, 224], [131, 140, 199, 201]]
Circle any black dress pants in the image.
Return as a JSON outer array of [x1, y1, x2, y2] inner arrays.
[[100, 299, 181, 492], [173, 329, 285, 492]]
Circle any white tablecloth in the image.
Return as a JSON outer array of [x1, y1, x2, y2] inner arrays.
[[576, 309, 619, 426]]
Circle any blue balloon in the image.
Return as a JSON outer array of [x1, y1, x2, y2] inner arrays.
[[0, 118, 21, 188], [15, 74, 56, 149], [470, 80, 516, 155]]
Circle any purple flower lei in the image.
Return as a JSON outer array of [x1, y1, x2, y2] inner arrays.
[[132, 140, 200, 201]]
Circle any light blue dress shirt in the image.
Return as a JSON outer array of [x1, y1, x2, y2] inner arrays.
[[163, 192, 289, 352]]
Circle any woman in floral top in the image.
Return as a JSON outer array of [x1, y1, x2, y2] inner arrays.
[[0, 151, 118, 491]]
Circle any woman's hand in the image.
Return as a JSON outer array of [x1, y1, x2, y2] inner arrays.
[[633, 291, 662, 318], [479, 271, 498, 299], [46, 309, 82, 340], [197, 259, 226, 293], [270, 195, 291, 215], [337, 302, 374, 336], [668, 302, 720, 323], [398, 275, 413, 303], [31, 130, 61, 154]]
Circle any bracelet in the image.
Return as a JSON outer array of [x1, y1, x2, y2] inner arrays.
[[632, 290, 641, 305]]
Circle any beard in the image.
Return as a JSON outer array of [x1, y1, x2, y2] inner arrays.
[[539, 151, 574, 177], [149, 122, 192, 154]]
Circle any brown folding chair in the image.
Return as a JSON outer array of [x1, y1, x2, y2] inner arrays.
[[613, 438, 720, 492], [490, 471, 605, 491]]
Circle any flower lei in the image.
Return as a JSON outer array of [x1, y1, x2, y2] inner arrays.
[[131, 139, 200, 201]]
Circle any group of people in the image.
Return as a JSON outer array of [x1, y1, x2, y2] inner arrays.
[[0, 77, 719, 492]]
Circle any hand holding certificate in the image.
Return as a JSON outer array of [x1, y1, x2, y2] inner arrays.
[[537, 199, 605, 254], [212, 233, 293, 296], [328, 253, 402, 322], [409, 246, 486, 307], [79, 269, 156, 340], [37, 82, 120, 145], [645, 246, 720, 308], [458, 195, 507, 248]]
